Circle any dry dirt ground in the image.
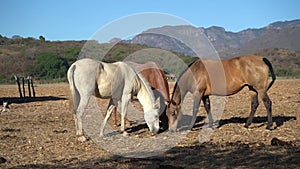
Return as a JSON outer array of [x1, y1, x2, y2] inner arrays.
[[0, 80, 299, 169]]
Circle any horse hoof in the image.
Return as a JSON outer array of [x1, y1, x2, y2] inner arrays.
[[266, 122, 273, 130], [78, 136, 87, 142], [122, 132, 128, 137]]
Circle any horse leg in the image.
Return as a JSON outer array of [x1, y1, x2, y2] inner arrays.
[[202, 95, 213, 128], [190, 93, 202, 130], [113, 106, 117, 126], [245, 92, 259, 128], [261, 92, 273, 129], [100, 102, 116, 137], [111, 106, 133, 127], [121, 94, 131, 135], [75, 97, 89, 142], [73, 114, 79, 134]]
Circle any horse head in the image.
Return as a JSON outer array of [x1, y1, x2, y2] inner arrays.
[[166, 100, 182, 132], [144, 99, 160, 135]]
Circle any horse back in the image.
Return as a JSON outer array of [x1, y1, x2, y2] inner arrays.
[[128, 61, 170, 102], [222, 55, 271, 94], [187, 55, 271, 95], [225, 55, 269, 81], [97, 61, 136, 99]]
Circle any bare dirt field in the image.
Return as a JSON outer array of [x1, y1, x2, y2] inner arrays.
[[0, 80, 299, 169]]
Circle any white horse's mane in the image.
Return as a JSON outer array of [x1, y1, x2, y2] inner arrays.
[[135, 72, 155, 102]]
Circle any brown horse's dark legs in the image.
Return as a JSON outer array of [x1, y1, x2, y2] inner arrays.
[[112, 106, 135, 127], [245, 93, 259, 128], [262, 92, 273, 129], [202, 96, 213, 128], [191, 94, 202, 129]]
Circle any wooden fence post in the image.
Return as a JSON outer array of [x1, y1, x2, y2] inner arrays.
[[22, 77, 25, 97], [14, 75, 36, 98], [29, 76, 36, 97], [14, 75, 23, 98], [27, 76, 32, 97]]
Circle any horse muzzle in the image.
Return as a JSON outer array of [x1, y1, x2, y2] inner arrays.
[[168, 125, 178, 132], [150, 128, 159, 136], [150, 132, 157, 136]]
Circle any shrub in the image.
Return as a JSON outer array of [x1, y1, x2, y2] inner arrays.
[[32, 52, 68, 79], [64, 47, 80, 65]]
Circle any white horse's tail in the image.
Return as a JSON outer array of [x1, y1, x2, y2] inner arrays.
[[67, 63, 79, 114]]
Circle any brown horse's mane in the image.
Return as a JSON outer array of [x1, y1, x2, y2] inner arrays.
[[171, 59, 198, 104]]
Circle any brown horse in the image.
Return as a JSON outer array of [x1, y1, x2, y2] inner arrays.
[[112, 61, 170, 130], [166, 55, 276, 132]]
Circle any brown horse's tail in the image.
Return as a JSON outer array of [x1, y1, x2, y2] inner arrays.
[[263, 58, 276, 91]]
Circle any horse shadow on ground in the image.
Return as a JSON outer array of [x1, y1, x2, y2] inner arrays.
[[126, 123, 149, 134], [217, 115, 297, 129], [185, 115, 297, 130], [0, 96, 67, 106], [126, 114, 297, 133], [126, 115, 207, 134]]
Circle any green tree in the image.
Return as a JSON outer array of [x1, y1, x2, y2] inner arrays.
[[39, 35, 45, 41], [33, 52, 68, 79], [64, 47, 80, 65]]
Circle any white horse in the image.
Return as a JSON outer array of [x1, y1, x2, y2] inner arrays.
[[67, 58, 160, 141]]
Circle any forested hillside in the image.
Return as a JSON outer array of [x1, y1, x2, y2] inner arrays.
[[0, 36, 196, 83], [0, 35, 84, 83]]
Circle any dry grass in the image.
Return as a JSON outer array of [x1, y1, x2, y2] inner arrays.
[[0, 80, 299, 168]]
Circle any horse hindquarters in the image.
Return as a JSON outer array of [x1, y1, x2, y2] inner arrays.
[[67, 64, 84, 140], [67, 61, 98, 141], [245, 57, 275, 129]]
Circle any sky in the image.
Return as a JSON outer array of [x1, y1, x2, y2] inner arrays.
[[1, 0, 299, 41]]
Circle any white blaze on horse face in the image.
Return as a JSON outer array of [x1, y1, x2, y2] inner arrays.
[[144, 109, 160, 135], [167, 104, 182, 132]]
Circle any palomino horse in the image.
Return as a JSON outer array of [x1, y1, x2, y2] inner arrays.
[[166, 55, 276, 132], [112, 61, 170, 130], [67, 58, 160, 141]]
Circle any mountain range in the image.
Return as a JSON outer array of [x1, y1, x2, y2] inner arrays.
[[0, 19, 299, 83], [125, 19, 300, 58]]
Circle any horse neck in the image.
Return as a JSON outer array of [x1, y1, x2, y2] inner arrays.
[[171, 71, 190, 105], [171, 83, 183, 105], [136, 74, 155, 112]]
